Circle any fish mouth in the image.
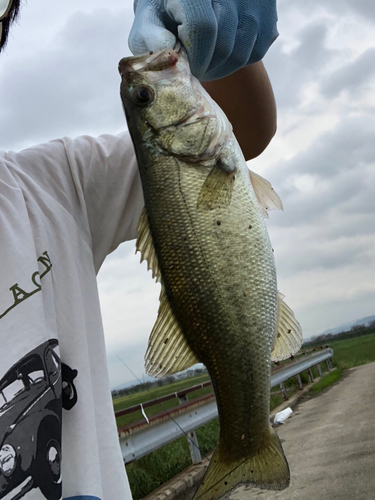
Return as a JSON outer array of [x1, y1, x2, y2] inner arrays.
[[118, 48, 179, 76]]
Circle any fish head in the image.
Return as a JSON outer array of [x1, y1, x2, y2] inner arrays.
[[119, 48, 198, 131], [119, 48, 232, 161]]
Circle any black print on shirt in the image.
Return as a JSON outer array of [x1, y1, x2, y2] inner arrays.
[[62, 363, 78, 411], [0, 251, 52, 320], [0, 339, 78, 500]]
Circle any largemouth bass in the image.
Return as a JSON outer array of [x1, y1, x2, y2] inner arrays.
[[119, 48, 302, 500]]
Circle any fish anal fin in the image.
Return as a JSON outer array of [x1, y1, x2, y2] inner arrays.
[[271, 292, 303, 362], [194, 427, 289, 500], [197, 163, 235, 211], [145, 286, 199, 377]]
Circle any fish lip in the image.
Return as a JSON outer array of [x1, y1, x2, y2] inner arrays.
[[118, 48, 179, 76]]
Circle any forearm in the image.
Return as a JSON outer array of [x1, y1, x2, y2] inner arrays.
[[202, 62, 277, 161]]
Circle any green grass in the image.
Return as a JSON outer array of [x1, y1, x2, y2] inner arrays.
[[126, 419, 220, 500], [119, 333, 375, 499], [309, 368, 343, 393], [329, 333, 375, 370]]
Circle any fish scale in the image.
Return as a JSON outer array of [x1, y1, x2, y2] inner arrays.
[[119, 47, 295, 500]]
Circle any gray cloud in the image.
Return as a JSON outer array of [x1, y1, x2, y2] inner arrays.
[[321, 48, 375, 98], [290, 0, 375, 24], [265, 19, 336, 109], [0, 7, 133, 151]]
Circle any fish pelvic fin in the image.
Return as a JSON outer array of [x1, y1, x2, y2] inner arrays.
[[194, 427, 290, 500]]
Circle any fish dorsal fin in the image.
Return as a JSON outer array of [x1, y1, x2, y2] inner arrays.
[[271, 292, 303, 362], [136, 208, 162, 283], [248, 169, 283, 219], [145, 286, 199, 377], [197, 162, 235, 211]]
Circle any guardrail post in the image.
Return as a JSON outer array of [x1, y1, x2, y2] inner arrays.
[[178, 394, 202, 464], [295, 374, 303, 390], [307, 368, 314, 383], [317, 364, 322, 377], [280, 382, 288, 400]]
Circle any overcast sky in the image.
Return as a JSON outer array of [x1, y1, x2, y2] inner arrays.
[[1, 0, 374, 388]]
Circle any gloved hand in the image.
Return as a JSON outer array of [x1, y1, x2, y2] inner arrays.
[[128, 0, 278, 81]]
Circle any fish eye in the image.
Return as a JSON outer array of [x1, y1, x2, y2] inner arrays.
[[133, 86, 154, 106]]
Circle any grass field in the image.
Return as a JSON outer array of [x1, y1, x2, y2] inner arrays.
[[114, 374, 211, 428], [329, 333, 375, 369], [118, 332, 375, 500]]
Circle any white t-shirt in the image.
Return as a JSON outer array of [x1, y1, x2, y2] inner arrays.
[[0, 132, 144, 500]]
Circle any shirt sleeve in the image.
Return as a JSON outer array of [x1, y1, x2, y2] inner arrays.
[[7, 131, 144, 273], [62, 132, 144, 271]]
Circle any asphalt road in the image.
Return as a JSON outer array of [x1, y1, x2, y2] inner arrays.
[[228, 362, 375, 500]]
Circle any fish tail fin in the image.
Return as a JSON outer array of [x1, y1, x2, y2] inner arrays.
[[193, 426, 289, 500]]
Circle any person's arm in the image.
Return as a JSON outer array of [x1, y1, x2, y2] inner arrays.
[[202, 61, 276, 161]]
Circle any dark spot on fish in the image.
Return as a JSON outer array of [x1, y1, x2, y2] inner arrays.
[[277, 333, 281, 338], [149, 51, 154, 55], [217, 221, 221, 226], [243, 291, 247, 297], [251, 470, 254, 474], [224, 482, 228, 486], [248, 225, 252, 229], [288, 329, 292, 333], [164, 338, 169, 344]]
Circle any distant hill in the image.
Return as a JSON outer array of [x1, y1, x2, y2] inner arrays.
[[304, 315, 375, 343], [112, 374, 156, 392], [321, 315, 375, 336]]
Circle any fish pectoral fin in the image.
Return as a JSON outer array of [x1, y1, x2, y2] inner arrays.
[[248, 169, 283, 218], [194, 427, 289, 500], [197, 162, 235, 211], [145, 285, 199, 377], [136, 207, 162, 283], [271, 292, 303, 362]]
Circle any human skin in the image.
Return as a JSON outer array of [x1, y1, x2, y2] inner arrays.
[[202, 61, 277, 162]]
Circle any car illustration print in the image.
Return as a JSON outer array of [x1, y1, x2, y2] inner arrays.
[[0, 339, 63, 500]]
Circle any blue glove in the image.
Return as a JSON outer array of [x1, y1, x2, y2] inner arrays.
[[128, 0, 278, 81]]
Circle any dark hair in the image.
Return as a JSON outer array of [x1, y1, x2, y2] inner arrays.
[[0, 0, 21, 53]]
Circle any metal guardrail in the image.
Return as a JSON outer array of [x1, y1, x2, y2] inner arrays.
[[117, 347, 334, 465]]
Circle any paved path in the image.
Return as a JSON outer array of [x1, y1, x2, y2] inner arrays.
[[228, 362, 375, 500]]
